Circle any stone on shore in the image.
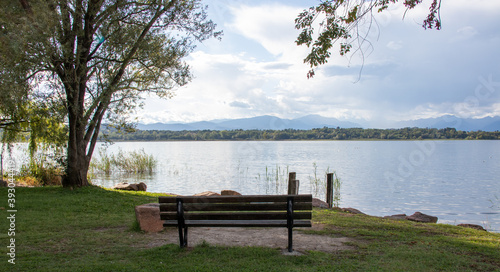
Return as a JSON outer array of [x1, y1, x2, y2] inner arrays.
[[221, 190, 242, 196], [135, 203, 163, 232], [342, 207, 365, 215], [406, 212, 438, 223], [457, 224, 487, 231], [193, 191, 221, 196], [113, 182, 147, 191], [383, 214, 408, 220], [312, 198, 329, 209]]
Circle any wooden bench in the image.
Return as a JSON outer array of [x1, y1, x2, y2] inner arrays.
[[158, 194, 312, 252]]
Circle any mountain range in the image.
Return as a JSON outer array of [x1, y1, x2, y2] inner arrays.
[[137, 114, 500, 132]]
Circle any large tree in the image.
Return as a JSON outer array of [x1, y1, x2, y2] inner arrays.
[[295, 0, 442, 78], [0, 0, 221, 187]]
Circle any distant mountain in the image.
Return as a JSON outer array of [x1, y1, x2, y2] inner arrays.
[[136, 114, 500, 132], [395, 115, 500, 132], [137, 114, 362, 131]]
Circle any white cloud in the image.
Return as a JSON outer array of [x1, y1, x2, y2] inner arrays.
[[135, 0, 500, 125], [227, 4, 302, 56], [386, 41, 403, 50]]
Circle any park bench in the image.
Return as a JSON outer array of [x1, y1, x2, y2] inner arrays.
[[158, 194, 313, 252]]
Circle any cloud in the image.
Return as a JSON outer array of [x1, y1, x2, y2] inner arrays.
[[227, 4, 302, 56], [386, 41, 403, 50], [134, 0, 500, 125], [457, 26, 478, 39], [229, 101, 251, 108]]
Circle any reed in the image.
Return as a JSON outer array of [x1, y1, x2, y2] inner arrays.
[[308, 164, 342, 206], [91, 148, 157, 174], [94, 148, 113, 174], [18, 150, 64, 186], [258, 165, 288, 195], [309, 162, 325, 198], [331, 170, 342, 208]]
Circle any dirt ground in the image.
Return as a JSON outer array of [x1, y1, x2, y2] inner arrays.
[[142, 223, 356, 255]]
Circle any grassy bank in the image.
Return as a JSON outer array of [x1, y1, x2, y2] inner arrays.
[[1, 186, 499, 271]]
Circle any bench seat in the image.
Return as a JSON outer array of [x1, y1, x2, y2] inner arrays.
[[163, 219, 312, 228]]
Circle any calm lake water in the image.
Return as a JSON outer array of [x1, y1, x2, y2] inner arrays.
[[89, 140, 500, 232]]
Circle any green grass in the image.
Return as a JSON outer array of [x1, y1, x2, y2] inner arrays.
[[1, 186, 499, 271]]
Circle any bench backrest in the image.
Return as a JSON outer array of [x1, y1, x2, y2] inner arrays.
[[159, 194, 312, 227]]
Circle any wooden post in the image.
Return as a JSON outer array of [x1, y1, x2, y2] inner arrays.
[[326, 173, 333, 208], [288, 172, 299, 195]]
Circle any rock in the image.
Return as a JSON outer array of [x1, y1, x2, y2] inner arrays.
[[383, 214, 408, 220], [221, 190, 241, 196], [193, 191, 221, 196], [112, 182, 147, 191], [342, 207, 365, 215], [312, 198, 329, 209], [137, 182, 147, 191], [406, 212, 438, 223], [113, 183, 131, 190], [457, 224, 487, 231], [135, 203, 163, 232]]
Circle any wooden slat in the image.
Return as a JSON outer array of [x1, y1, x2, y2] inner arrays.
[[163, 220, 312, 228], [159, 194, 312, 204], [160, 202, 313, 212], [160, 212, 311, 221]]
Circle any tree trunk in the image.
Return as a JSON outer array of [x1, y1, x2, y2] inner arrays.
[[63, 152, 90, 188], [62, 111, 91, 188], [61, 78, 91, 188]]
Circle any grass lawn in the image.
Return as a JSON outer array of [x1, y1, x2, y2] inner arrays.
[[1, 186, 499, 271]]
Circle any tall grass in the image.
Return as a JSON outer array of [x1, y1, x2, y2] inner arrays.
[[331, 170, 342, 208], [95, 148, 113, 174], [18, 149, 64, 186], [91, 148, 157, 174], [309, 163, 342, 206], [309, 162, 324, 197], [254, 163, 342, 202], [256, 165, 289, 194]]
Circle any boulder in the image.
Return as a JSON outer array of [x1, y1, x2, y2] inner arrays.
[[457, 224, 487, 231], [135, 203, 163, 232], [221, 190, 242, 196], [137, 182, 147, 191], [383, 214, 408, 220], [112, 183, 130, 190], [312, 198, 329, 209], [113, 182, 147, 191], [406, 212, 438, 223], [342, 207, 365, 215], [193, 191, 221, 196]]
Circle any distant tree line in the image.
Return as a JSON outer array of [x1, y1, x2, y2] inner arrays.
[[100, 127, 500, 141]]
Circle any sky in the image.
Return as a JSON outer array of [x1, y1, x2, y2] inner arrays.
[[135, 0, 500, 128]]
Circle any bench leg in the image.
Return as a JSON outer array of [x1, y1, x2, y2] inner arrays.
[[178, 226, 188, 248], [183, 227, 188, 247], [178, 225, 184, 248], [287, 197, 293, 252]]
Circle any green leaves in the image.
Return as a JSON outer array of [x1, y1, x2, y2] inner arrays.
[[295, 0, 442, 78], [294, 1, 355, 78]]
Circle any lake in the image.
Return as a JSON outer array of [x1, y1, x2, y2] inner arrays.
[[89, 140, 500, 232]]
